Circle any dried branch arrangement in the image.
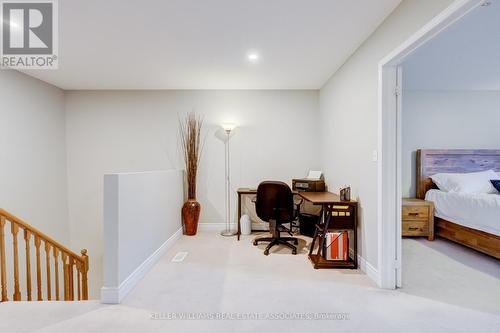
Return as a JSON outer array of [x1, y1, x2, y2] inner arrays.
[[179, 112, 204, 199]]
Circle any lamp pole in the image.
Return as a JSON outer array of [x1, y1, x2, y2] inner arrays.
[[221, 125, 237, 237]]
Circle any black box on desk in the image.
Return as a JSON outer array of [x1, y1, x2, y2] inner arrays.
[[299, 213, 320, 237]]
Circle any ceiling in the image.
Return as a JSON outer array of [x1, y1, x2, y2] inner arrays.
[[403, 0, 500, 90], [20, 0, 401, 90]]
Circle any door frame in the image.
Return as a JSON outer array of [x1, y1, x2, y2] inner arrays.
[[377, 0, 483, 289]]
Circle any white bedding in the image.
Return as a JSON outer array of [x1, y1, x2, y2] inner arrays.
[[425, 189, 500, 236]]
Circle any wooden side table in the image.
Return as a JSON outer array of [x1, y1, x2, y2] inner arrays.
[[402, 198, 434, 241]]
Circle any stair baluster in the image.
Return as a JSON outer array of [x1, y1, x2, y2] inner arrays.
[[11, 223, 21, 301], [24, 229, 32, 301], [0, 216, 7, 302], [0, 209, 89, 302], [53, 247, 60, 300], [45, 242, 52, 300], [35, 235, 42, 301]]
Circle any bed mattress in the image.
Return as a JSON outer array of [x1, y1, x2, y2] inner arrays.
[[425, 189, 500, 236]]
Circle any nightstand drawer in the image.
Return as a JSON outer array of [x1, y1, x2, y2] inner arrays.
[[402, 198, 434, 240], [402, 206, 429, 220], [402, 221, 428, 236]]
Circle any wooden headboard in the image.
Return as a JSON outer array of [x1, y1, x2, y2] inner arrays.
[[416, 149, 500, 199]]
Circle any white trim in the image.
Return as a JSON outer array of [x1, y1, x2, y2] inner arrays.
[[198, 222, 237, 231], [100, 227, 183, 304], [377, 0, 483, 289], [395, 65, 403, 288], [358, 255, 380, 286], [349, 249, 380, 285], [378, 65, 399, 289]]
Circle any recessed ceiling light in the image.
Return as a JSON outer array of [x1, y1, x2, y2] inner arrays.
[[247, 52, 260, 63]]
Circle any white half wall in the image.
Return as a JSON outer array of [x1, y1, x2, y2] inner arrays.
[[101, 170, 183, 304], [65, 89, 320, 297], [318, 0, 454, 270], [402, 90, 500, 197]]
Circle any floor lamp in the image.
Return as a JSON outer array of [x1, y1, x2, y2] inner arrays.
[[221, 123, 237, 237]]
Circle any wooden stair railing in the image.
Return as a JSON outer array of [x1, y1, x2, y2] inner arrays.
[[0, 208, 89, 302]]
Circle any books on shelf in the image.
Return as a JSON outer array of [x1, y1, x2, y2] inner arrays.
[[324, 231, 349, 261]]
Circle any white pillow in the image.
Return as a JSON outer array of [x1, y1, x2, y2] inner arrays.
[[431, 170, 499, 194]]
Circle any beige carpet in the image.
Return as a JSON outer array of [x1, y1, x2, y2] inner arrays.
[[1, 232, 499, 333], [402, 237, 500, 315]]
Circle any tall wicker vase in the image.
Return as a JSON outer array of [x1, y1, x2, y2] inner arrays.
[[182, 199, 201, 236], [179, 113, 204, 236]]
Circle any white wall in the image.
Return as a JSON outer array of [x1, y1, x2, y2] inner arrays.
[[0, 70, 70, 301], [403, 2, 500, 91], [402, 90, 500, 197], [318, 0, 453, 269], [102, 170, 183, 303], [0, 70, 69, 243], [65, 90, 319, 296]]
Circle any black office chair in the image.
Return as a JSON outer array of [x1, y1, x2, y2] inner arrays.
[[252, 181, 301, 255]]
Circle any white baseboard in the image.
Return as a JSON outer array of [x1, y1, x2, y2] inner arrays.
[[197, 222, 237, 231], [357, 254, 381, 286], [348, 248, 380, 286], [100, 227, 183, 304]]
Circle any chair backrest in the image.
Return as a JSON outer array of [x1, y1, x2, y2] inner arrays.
[[255, 181, 294, 223]]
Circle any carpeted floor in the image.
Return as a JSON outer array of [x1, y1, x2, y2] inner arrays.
[[1, 232, 499, 332], [402, 237, 500, 315]]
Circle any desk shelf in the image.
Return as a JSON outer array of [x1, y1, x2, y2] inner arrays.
[[306, 197, 358, 270], [308, 254, 356, 269]]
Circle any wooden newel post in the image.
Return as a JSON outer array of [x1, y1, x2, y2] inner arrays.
[[81, 249, 89, 300]]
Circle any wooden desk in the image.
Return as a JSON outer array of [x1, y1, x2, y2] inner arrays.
[[237, 188, 358, 269], [300, 192, 358, 269]]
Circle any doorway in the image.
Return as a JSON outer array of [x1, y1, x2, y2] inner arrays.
[[377, 0, 484, 289]]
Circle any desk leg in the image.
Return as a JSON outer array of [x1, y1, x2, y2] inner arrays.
[[309, 205, 325, 259], [353, 205, 358, 269], [315, 204, 332, 267], [237, 193, 241, 241]]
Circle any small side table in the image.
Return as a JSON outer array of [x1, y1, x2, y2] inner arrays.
[[301, 192, 358, 269], [402, 198, 434, 241]]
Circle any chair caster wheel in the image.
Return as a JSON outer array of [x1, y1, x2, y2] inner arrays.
[[292, 249, 297, 255], [264, 250, 269, 255], [253, 240, 258, 246], [294, 240, 298, 245]]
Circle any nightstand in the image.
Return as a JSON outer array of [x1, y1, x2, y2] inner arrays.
[[402, 198, 434, 241]]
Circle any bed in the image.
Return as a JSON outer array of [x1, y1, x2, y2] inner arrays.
[[416, 149, 500, 259]]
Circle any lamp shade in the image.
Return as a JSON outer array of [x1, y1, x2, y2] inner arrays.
[[221, 123, 236, 132]]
